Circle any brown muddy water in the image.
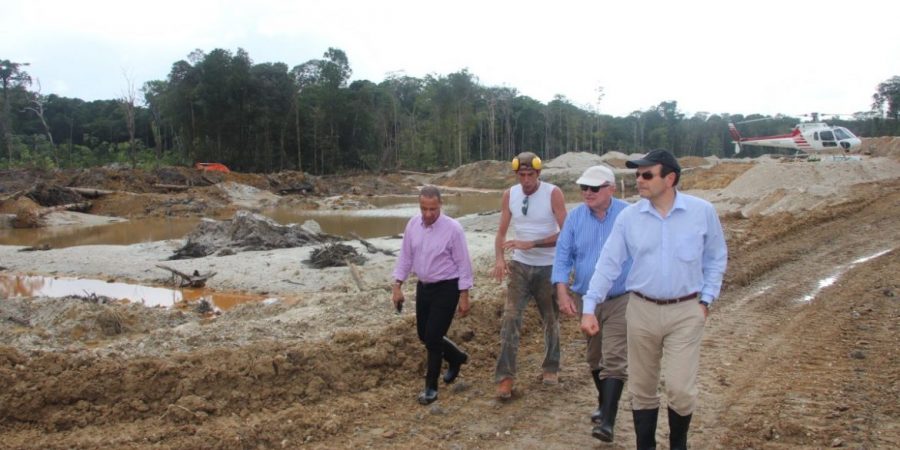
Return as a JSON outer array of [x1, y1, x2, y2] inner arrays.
[[0, 273, 269, 311], [0, 192, 501, 249]]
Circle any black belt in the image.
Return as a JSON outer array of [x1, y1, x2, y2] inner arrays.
[[632, 291, 698, 305], [417, 278, 459, 287]]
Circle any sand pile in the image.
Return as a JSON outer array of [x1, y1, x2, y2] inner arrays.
[[713, 157, 900, 216]]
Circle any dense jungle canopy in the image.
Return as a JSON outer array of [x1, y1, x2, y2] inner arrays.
[[1, 51, 898, 174]]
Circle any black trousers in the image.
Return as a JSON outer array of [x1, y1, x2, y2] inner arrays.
[[416, 279, 464, 389]]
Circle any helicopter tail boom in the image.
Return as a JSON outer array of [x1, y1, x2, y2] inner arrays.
[[728, 123, 743, 154]]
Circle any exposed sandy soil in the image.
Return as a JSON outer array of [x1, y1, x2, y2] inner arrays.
[[1, 148, 899, 449]]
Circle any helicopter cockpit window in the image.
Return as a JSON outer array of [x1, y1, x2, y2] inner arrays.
[[834, 128, 852, 140]]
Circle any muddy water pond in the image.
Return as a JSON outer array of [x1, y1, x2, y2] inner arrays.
[[0, 192, 501, 248], [0, 273, 270, 311]]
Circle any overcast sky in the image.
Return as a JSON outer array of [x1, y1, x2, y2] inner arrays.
[[3, 0, 898, 118]]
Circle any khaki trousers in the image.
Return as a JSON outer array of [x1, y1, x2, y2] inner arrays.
[[573, 291, 628, 380], [626, 292, 705, 415]]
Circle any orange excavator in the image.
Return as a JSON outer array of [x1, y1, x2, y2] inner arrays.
[[194, 162, 230, 173]]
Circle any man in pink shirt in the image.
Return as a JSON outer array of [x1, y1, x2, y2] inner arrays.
[[392, 185, 474, 405]]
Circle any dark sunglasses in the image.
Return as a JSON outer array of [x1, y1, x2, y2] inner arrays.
[[521, 195, 529, 215], [580, 184, 610, 193], [636, 171, 659, 180]]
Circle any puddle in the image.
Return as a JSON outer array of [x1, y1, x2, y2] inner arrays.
[[0, 274, 272, 311], [0, 192, 501, 248], [797, 248, 894, 303]]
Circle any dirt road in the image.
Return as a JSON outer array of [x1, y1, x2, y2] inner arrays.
[[1, 179, 898, 449]]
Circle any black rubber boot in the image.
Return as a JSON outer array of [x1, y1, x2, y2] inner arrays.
[[419, 348, 440, 405], [668, 407, 692, 450], [441, 337, 468, 384], [591, 378, 624, 442], [590, 369, 603, 423], [633, 408, 659, 450], [417, 383, 438, 405]]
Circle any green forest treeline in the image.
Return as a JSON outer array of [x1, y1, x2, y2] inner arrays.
[[1, 50, 899, 174]]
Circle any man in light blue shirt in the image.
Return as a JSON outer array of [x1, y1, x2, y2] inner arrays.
[[581, 149, 727, 450], [552, 165, 632, 442]]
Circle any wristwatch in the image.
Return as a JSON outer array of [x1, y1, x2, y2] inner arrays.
[[699, 300, 711, 309]]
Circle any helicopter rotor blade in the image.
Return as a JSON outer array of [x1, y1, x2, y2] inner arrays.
[[734, 117, 773, 125]]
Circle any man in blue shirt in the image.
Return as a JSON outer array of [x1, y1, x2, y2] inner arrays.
[[552, 165, 632, 442], [581, 149, 727, 450]]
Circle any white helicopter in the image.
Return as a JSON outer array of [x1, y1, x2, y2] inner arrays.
[[728, 113, 862, 155]]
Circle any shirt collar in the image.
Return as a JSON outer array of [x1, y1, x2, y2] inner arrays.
[[418, 213, 442, 228], [637, 190, 686, 217]]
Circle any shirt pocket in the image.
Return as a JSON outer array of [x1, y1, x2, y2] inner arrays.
[[675, 233, 703, 262]]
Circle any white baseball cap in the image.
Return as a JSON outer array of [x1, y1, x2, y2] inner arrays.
[[575, 165, 615, 187]]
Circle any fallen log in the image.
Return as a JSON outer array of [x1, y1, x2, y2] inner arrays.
[[156, 264, 217, 287], [66, 187, 115, 198]]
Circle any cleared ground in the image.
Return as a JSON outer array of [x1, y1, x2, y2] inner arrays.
[[1, 151, 898, 449]]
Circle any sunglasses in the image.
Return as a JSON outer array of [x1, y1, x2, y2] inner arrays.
[[580, 184, 610, 193], [521, 196, 529, 215], [636, 171, 659, 180]]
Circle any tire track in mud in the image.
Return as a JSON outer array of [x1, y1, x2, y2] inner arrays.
[[697, 181, 900, 449]]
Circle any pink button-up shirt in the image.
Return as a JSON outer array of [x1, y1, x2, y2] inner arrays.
[[392, 213, 474, 291]]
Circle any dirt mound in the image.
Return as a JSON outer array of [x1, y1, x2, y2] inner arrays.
[[678, 155, 710, 168], [11, 196, 42, 228], [170, 210, 333, 259], [861, 136, 900, 159], [315, 172, 421, 195], [433, 160, 515, 189], [24, 183, 84, 207], [680, 162, 754, 190]]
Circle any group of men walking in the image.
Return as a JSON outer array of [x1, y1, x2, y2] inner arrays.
[[391, 149, 727, 448]]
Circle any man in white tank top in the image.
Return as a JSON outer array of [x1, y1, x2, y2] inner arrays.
[[493, 151, 567, 399]]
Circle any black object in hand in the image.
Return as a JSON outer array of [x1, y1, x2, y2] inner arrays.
[[395, 301, 403, 314]]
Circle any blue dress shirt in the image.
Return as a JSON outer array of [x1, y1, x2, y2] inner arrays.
[[552, 199, 631, 297], [583, 191, 727, 314]]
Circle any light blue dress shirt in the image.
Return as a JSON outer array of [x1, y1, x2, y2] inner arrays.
[[552, 199, 631, 297], [583, 191, 727, 314]]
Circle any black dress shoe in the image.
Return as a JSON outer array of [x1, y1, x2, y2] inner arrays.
[[417, 388, 438, 405]]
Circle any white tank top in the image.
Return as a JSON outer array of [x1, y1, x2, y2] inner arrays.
[[509, 181, 558, 266]]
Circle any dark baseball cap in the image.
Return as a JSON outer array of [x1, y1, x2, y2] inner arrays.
[[626, 149, 681, 173]]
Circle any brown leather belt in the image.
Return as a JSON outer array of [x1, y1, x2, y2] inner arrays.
[[632, 291, 698, 305]]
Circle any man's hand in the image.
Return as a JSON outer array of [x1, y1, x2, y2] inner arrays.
[[502, 239, 537, 251], [457, 291, 470, 317], [580, 313, 600, 337], [391, 283, 404, 312], [557, 287, 577, 317], [492, 259, 508, 283]]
